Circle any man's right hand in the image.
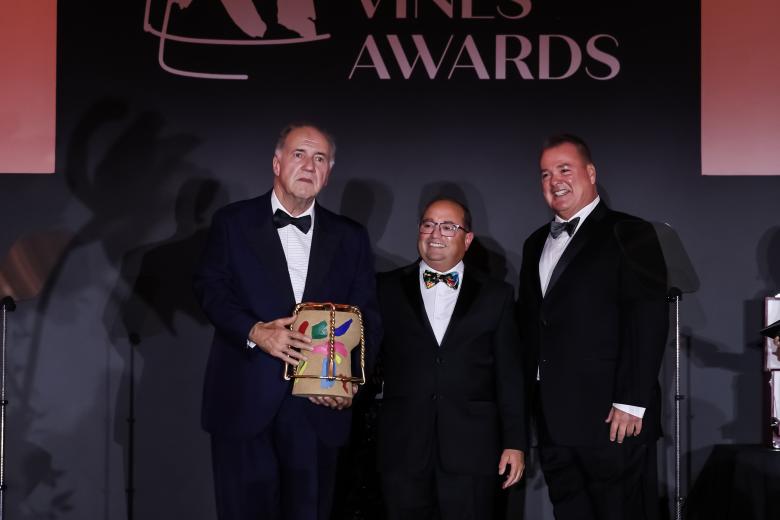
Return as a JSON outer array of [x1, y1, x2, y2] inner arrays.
[[249, 316, 312, 365], [605, 406, 642, 443]]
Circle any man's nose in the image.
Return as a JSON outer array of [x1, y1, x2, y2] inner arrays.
[[302, 156, 315, 171], [550, 175, 568, 187]]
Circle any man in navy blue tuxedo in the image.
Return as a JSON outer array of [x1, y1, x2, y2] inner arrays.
[[194, 123, 380, 520]]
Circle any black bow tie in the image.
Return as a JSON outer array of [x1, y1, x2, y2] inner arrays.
[[550, 217, 580, 239], [273, 209, 312, 234]]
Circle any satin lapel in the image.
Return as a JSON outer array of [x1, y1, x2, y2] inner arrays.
[[302, 204, 340, 302], [545, 202, 608, 298], [401, 264, 437, 342], [242, 193, 296, 307], [439, 268, 481, 348], [528, 230, 547, 302]]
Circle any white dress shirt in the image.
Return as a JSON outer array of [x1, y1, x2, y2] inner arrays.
[[419, 260, 464, 345], [247, 191, 315, 349], [271, 190, 314, 304], [539, 196, 600, 296], [538, 196, 645, 418]]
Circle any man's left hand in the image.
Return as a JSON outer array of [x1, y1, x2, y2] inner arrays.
[[605, 406, 642, 443], [308, 383, 359, 410], [498, 449, 525, 489]]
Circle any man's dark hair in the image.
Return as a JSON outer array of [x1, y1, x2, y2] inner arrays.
[[275, 122, 336, 165], [541, 133, 593, 164], [421, 197, 472, 232]]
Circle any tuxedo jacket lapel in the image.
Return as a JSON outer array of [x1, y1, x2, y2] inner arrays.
[[545, 202, 608, 298], [401, 264, 438, 344], [439, 268, 480, 348], [399, 263, 480, 349], [242, 193, 296, 309], [302, 204, 340, 301], [527, 231, 547, 302]]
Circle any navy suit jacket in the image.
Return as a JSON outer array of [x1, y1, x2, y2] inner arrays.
[[194, 190, 380, 446], [518, 201, 669, 446]]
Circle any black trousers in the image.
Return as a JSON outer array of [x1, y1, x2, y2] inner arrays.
[[210, 396, 339, 520], [381, 441, 498, 520], [534, 383, 659, 520], [539, 442, 652, 520]]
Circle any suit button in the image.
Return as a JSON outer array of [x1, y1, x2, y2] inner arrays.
[[431, 394, 438, 401], [541, 319, 549, 327], [436, 356, 442, 365]]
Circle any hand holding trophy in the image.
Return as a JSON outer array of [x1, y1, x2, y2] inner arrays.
[[283, 302, 365, 408]]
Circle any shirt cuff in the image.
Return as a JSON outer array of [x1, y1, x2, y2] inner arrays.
[[613, 403, 645, 418], [246, 321, 263, 349]]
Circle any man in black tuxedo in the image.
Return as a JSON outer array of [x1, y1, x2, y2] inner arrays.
[[518, 134, 669, 520], [377, 198, 527, 520], [194, 123, 380, 520]]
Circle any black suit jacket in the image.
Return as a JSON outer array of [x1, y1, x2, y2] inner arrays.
[[518, 201, 669, 446], [377, 263, 526, 476], [193, 190, 381, 446]]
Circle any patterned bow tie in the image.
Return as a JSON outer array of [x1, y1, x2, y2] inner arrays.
[[423, 270, 460, 289], [273, 209, 312, 234], [550, 217, 580, 239]]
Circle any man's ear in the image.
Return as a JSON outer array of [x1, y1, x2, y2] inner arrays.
[[464, 232, 475, 251]]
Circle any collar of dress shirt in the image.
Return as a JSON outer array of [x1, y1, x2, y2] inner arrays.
[[419, 259, 465, 281], [270, 189, 316, 229], [552, 195, 600, 237]]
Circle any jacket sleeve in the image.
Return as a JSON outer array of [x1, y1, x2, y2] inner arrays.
[[193, 208, 259, 348], [495, 285, 528, 452], [346, 225, 383, 377], [614, 221, 669, 407]]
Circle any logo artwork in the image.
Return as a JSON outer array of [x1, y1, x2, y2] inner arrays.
[[143, 0, 330, 80]]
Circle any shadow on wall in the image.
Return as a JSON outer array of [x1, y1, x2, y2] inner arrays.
[[106, 177, 228, 520], [686, 328, 762, 423], [662, 331, 731, 519], [691, 228, 780, 448], [339, 179, 408, 273], [684, 324, 764, 495], [8, 99, 209, 518]]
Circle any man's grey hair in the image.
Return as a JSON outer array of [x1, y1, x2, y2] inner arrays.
[[274, 122, 336, 167]]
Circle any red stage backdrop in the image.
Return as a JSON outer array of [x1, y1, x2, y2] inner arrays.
[[0, 0, 57, 174], [701, 0, 780, 175]]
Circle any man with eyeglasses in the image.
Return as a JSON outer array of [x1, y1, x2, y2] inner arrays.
[[376, 197, 527, 520]]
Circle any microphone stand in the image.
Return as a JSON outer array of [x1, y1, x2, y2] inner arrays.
[[0, 296, 16, 520], [667, 288, 683, 520]]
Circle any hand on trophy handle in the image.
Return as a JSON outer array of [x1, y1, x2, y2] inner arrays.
[[249, 316, 312, 365]]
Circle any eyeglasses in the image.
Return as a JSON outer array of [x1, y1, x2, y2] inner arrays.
[[419, 220, 469, 237]]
